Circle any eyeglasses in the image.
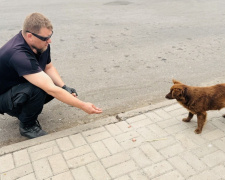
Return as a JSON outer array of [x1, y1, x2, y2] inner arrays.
[[26, 30, 53, 41]]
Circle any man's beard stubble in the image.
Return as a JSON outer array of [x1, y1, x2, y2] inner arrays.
[[31, 45, 48, 54]]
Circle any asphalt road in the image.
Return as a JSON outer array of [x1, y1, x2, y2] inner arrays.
[[1, 0, 225, 147]]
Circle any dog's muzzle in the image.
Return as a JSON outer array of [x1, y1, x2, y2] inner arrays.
[[165, 93, 173, 99]]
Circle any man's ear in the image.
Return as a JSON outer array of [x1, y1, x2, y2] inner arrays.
[[24, 32, 33, 43], [172, 79, 182, 84]]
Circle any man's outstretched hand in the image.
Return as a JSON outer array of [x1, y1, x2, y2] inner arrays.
[[82, 102, 102, 114]]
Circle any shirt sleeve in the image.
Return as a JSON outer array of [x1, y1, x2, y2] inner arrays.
[[10, 50, 42, 77]]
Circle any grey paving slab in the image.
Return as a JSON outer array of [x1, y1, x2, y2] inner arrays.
[[1, 101, 225, 180]]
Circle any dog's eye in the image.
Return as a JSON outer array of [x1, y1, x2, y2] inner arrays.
[[172, 89, 182, 98]]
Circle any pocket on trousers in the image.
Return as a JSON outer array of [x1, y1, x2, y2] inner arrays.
[[11, 83, 32, 108], [12, 93, 29, 108]]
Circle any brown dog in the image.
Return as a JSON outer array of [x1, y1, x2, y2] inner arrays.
[[165, 79, 225, 134]]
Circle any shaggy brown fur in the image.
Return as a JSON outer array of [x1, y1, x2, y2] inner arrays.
[[165, 79, 225, 134]]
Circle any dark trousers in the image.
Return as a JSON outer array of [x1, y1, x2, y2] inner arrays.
[[0, 83, 54, 125]]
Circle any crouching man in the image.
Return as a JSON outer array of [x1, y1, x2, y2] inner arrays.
[[0, 13, 102, 139]]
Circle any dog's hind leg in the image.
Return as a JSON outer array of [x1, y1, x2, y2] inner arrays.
[[182, 112, 194, 122], [195, 112, 207, 134]]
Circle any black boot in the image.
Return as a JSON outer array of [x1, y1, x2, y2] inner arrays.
[[19, 120, 47, 139]]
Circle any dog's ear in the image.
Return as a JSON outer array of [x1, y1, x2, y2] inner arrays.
[[172, 79, 182, 84]]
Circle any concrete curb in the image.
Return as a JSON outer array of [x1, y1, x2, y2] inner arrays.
[[0, 100, 176, 156], [0, 116, 118, 156], [117, 100, 177, 120]]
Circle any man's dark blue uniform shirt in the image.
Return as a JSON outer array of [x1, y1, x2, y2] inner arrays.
[[0, 31, 51, 94]]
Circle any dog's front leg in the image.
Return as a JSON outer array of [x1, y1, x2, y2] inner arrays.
[[195, 112, 207, 134], [183, 112, 194, 122]]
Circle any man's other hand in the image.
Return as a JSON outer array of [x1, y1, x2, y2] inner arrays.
[[62, 85, 78, 97]]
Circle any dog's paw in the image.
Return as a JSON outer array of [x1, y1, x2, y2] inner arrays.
[[182, 118, 191, 122], [194, 128, 202, 134]]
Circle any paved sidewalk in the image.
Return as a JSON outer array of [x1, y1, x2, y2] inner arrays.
[[1, 100, 225, 180]]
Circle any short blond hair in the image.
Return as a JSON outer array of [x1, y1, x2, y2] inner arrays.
[[22, 13, 53, 34]]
